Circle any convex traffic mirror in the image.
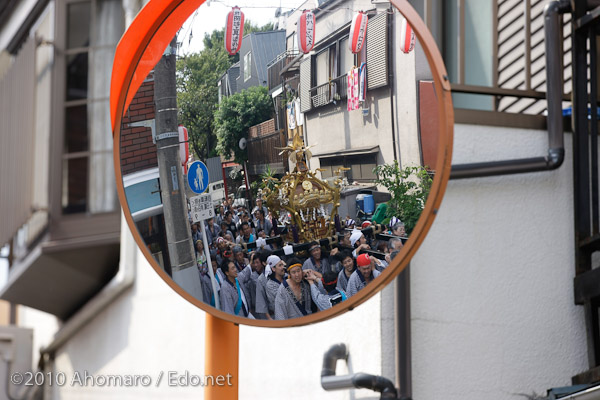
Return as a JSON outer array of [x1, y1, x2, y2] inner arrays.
[[111, 0, 454, 327]]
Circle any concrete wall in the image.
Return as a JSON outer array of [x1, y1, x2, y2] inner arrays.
[[410, 125, 587, 400], [305, 87, 395, 170], [16, 123, 587, 400]]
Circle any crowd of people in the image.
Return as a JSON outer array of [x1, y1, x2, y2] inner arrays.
[[190, 197, 406, 320]]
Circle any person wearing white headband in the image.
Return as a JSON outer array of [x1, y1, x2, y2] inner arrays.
[[263, 255, 286, 319], [274, 257, 315, 320]]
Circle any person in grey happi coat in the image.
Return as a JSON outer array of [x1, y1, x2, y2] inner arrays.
[[274, 258, 315, 320], [219, 259, 254, 318], [346, 253, 380, 298], [335, 250, 355, 292], [262, 255, 286, 319]]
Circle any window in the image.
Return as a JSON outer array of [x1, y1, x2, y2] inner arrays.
[[315, 48, 331, 86], [59, 0, 123, 214], [320, 154, 378, 182], [244, 52, 252, 81], [418, 0, 571, 125], [287, 33, 298, 53], [301, 11, 388, 111], [339, 37, 355, 74]]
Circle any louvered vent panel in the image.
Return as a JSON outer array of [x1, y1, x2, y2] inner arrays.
[[299, 56, 312, 113], [366, 12, 388, 90]]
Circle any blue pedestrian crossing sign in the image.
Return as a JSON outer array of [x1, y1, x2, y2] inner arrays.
[[187, 161, 209, 194]]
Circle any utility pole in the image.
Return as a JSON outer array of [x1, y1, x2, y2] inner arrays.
[[154, 37, 202, 299]]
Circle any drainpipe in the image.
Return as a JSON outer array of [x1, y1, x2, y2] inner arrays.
[[321, 343, 399, 399], [38, 214, 137, 361], [449, 0, 570, 180]]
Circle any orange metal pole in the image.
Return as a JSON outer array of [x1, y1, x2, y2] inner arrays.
[[204, 314, 239, 399]]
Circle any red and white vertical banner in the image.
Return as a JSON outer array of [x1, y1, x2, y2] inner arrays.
[[297, 10, 316, 54], [178, 125, 190, 174], [225, 6, 245, 55], [400, 16, 415, 54], [349, 12, 368, 53]]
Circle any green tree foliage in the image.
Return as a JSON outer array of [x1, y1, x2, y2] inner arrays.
[[177, 47, 229, 159], [374, 162, 433, 235], [214, 86, 273, 164], [177, 21, 275, 160]]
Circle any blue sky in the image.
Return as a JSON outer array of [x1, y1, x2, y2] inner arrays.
[[178, 0, 309, 55]]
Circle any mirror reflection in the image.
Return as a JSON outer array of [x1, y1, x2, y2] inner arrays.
[[119, 0, 441, 321]]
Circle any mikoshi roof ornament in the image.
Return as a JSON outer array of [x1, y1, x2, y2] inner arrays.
[[400, 15, 415, 53], [349, 11, 368, 53], [297, 9, 316, 54], [225, 6, 244, 55]]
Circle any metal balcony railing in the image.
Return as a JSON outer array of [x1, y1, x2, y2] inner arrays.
[[267, 51, 300, 92], [309, 74, 348, 109]]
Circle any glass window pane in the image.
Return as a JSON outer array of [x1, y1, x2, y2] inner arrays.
[[316, 50, 328, 86], [66, 52, 88, 101], [360, 161, 377, 180], [67, 2, 91, 49], [89, 151, 118, 213], [65, 105, 88, 152], [125, 179, 161, 214], [351, 163, 361, 180], [93, 0, 124, 47], [62, 157, 88, 214], [340, 38, 354, 74], [329, 46, 337, 79]]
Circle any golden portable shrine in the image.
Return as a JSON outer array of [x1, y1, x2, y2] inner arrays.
[[262, 133, 348, 243]]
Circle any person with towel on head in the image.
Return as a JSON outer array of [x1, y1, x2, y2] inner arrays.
[[346, 253, 381, 297], [274, 257, 316, 320], [262, 255, 286, 319], [219, 258, 254, 318], [350, 228, 370, 258]]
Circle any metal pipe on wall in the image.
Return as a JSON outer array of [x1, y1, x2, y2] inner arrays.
[[449, 0, 570, 180]]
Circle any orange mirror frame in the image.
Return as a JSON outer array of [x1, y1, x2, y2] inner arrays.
[[111, 0, 454, 327]]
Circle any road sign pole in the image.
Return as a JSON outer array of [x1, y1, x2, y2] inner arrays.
[[154, 37, 196, 287], [200, 219, 220, 310]]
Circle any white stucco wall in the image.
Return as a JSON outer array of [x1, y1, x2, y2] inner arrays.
[[15, 124, 589, 400], [27, 241, 384, 399], [305, 89, 395, 168], [410, 124, 588, 400]]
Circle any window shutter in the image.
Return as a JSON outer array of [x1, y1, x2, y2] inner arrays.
[[299, 56, 312, 113], [366, 11, 389, 89]]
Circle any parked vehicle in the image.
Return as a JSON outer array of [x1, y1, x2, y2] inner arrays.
[[208, 180, 226, 207]]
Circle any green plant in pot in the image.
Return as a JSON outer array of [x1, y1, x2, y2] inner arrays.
[[374, 161, 432, 236]]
